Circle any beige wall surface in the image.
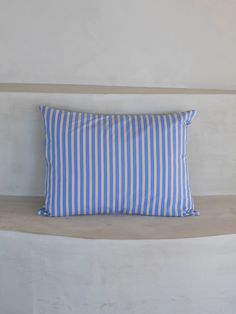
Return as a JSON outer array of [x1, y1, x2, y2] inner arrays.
[[0, 1, 236, 196], [0, 92, 235, 196], [0, 0, 236, 89], [1, 231, 236, 314]]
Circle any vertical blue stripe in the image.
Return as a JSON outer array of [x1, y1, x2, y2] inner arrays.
[[103, 116, 108, 214], [177, 112, 182, 216], [160, 115, 166, 216], [79, 113, 84, 215], [143, 116, 149, 215], [154, 116, 160, 216], [56, 111, 62, 216], [68, 113, 73, 216], [109, 115, 113, 214], [131, 116, 137, 214], [44, 108, 51, 208], [51, 110, 56, 216], [137, 116, 143, 214], [166, 115, 171, 216], [148, 115, 154, 215], [62, 111, 67, 216], [97, 114, 102, 214], [114, 115, 119, 213], [85, 114, 90, 215], [120, 115, 125, 214], [126, 116, 131, 213], [172, 114, 177, 216], [45, 108, 51, 211], [91, 114, 96, 214], [41, 106, 48, 210], [182, 112, 187, 213]]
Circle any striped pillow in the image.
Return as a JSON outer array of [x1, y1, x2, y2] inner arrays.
[[39, 106, 198, 217]]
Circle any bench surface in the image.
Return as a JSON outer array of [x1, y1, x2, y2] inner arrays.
[[0, 195, 235, 239]]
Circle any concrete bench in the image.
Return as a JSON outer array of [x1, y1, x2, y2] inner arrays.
[[0, 196, 236, 314]]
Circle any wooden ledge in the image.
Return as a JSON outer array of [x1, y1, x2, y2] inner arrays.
[[1, 83, 236, 95], [0, 196, 235, 240]]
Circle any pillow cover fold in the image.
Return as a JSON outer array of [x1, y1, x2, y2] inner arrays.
[[39, 106, 198, 217]]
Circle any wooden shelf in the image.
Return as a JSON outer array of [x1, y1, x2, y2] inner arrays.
[[0, 83, 236, 94], [0, 195, 235, 240]]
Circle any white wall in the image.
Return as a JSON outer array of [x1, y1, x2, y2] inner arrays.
[[0, 1, 236, 196], [0, 92, 235, 197], [1, 0, 236, 89], [1, 231, 236, 314]]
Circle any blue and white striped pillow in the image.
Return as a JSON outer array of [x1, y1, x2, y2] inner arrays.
[[39, 106, 198, 217]]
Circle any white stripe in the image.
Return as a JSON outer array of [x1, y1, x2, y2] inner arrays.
[[140, 115, 145, 214], [183, 113, 188, 210], [59, 111, 65, 216], [100, 116, 104, 213], [48, 109, 53, 212], [123, 117, 128, 212], [71, 112, 76, 215], [179, 113, 184, 213], [106, 116, 110, 211], [157, 115, 162, 216], [77, 113, 81, 214], [134, 115, 139, 214], [174, 113, 179, 216], [83, 113, 87, 213], [89, 114, 93, 214], [44, 107, 49, 209], [112, 115, 116, 211], [118, 115, 122, 212], [169, 114, 174, 215], [163, 115, 168, 216], [65, 112, 70, 216], [95, 114, 99, 214], [54, 110, 59, 215], [146, 115, 151, 214]]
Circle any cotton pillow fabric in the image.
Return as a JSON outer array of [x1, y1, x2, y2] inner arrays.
[[40, 106, 198, 217]]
